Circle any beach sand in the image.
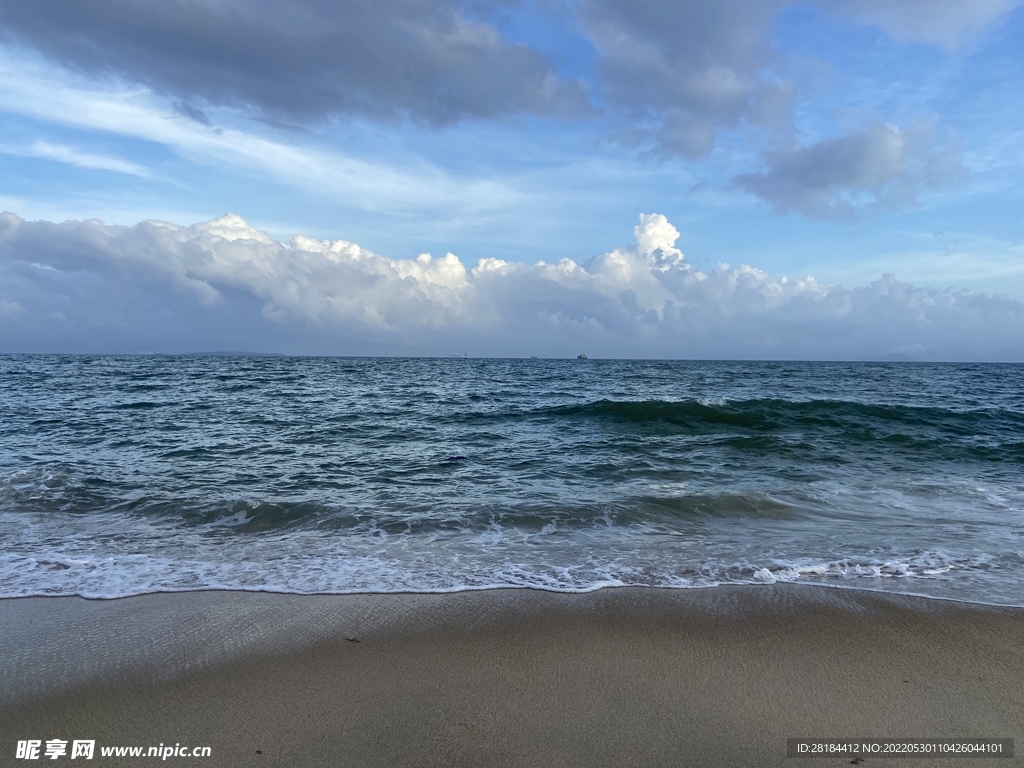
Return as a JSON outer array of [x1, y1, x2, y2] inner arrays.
[[1, 585, 1021, 767]]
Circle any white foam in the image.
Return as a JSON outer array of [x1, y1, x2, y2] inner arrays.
[[0, 531, 1017, 605], [208, 510, 252, 526], [1, 496, 1020, 606]]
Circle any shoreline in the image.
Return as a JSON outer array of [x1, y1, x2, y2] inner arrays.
[[5, 578, 1023, 608], [3, 584, 1022, 766]]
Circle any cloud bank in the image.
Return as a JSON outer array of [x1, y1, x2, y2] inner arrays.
[[1, 211, 1021, 360]]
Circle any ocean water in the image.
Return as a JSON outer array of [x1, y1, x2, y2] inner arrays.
[[1, 355, 1022, 605]]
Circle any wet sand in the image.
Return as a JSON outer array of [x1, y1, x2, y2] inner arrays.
[[1, 585, 1022, 767]]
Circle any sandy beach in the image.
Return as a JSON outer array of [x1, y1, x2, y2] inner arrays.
[[2, 585, 1021, 767]]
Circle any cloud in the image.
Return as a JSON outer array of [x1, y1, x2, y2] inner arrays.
[[576, 0, 1019, 159], [0, 51, 524, 217], [1, 0, 1009, 221], [3, 140, 149, 176], [734, 120, 967, 219], [567, 1, 987, 219], [3, 0, 1013, 142], [818, 0, 1024, 49], [2, 211, 1021, 360], [578, 0, 793, 157], [0, 0, 592, 125], [0, 298, 24, 318]]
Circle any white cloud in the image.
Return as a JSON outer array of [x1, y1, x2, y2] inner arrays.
[[2, 140, 149, 176], [0, 299, 24, 318], [803, 235, 1024, 294], [819, 0, 1023, 49], [2, 211, 1022, 360], [0, 49, 523, 217]]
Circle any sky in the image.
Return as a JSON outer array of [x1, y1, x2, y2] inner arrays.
[[1, 0, 1023, 359]]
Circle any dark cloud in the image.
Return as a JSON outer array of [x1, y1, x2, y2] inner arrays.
[[568, 0, 1004, 221], [0, 0, 1011, 216], [578, 0, 793, 157], [3, 0, 1014, 134], [1, 0, 1015, 139], [0, 0, 592, 125], [172, 100, 211, 126], [734, 121, 967, 219], [575, 0, 1017, 159]]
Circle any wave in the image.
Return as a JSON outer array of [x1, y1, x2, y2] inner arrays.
[[0, 469, 817, 527], [1, 547, 1017, 604], [535, 398, 1024, 461], [543, 397, 1022, 429]]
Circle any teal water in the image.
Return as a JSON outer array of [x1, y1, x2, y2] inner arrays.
[[1, 355, 1022, 603]]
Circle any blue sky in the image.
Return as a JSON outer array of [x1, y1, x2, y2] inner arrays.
[[1, 1, 1023, 358]]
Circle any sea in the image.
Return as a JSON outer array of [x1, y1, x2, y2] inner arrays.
[[1, 355, 1022, 606]]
